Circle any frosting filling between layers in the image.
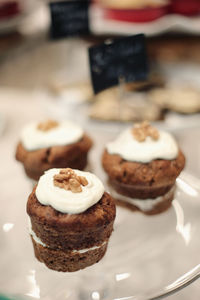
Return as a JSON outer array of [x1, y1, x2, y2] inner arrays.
[[106, 128, 178, 163], [36, 169, 105, 214], [21, 120, 84, 151], [28, 219, 107, 253], [109, 185, 175, 211]]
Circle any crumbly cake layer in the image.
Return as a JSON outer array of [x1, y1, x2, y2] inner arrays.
[[102, 149, 185, 189], [27, 189, 116, 251], [31, 237, 108, 272], [24, 155, 88, 181], [109, 179, 174, 199], [16, 134, 93, 180]]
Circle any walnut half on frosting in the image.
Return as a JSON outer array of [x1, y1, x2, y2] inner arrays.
[[132, 121, 159, 142], [53, 168, 88, 193], [37, 120, 59, 131]]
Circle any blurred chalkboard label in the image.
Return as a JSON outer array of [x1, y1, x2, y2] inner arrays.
[[89, 34, 148, 94], [50, 1, 89, 39]]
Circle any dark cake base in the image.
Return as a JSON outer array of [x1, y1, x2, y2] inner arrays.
[[31, 237, 108, 272], [24, 154, 88, 181]]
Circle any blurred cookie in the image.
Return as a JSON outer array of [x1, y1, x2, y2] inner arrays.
[[149, 87, 200, 114], [48, 81, 93, 102], [90, 88, 162, 122], [16, 120, 93, 180], [125, 72, 165, 92]]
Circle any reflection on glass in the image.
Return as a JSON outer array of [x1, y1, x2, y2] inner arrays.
[[2, 223, 14, 232], [176, 178, 198, 197], [26, 269, 40, 299], [92, 291, 100, 300], [173, 199, 191, 245], [114, 296, 133, 300], [115, 273, 131, 282], [166, 264, 200, 291]]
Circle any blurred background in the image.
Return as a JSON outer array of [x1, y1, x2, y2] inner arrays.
[[1, 0, 200, 129], [1, 0, 200, 300]]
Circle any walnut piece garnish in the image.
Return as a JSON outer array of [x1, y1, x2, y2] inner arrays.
[[37, 120, 59, 131], [53, 168, 88, 193], [132, 121, 159, 142]]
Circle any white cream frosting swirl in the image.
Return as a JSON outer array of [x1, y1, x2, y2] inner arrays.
[[36, 169, 105, 214], [21, 120, 84, 151], [106, 127, 178, 163]]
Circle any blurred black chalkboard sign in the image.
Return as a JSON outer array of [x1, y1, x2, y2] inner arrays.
[[50, 1, 89, 39], [88, 34, 148, 94]]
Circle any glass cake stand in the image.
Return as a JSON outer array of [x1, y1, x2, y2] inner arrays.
[[1, 123, 200, 300]]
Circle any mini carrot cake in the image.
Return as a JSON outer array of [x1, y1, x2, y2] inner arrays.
[[27, 168, 116, 272], [102, 121, 185, 215], [16, 120, 93, 180]]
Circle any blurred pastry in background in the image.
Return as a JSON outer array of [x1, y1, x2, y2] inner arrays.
[[125, 71, 165, 92], [149, 87, 200, 114], [15, 120, 93, 181], [170, 0, 200, 16], [148, 37, 200, 63], [89, 88, 163, 122], [99, 0, 169, 9], [0, 1, 20, 19], [102, 121, 185, 215], [48, 81, 93, 103], [0, 0, 42, 34], [98, 0, 170, 22], [47, 82, 94, 121]]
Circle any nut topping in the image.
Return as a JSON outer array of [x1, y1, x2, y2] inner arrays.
[[53, 168, 88, 193], [37, 120, 59, 131], [132, 121, 159, 142]]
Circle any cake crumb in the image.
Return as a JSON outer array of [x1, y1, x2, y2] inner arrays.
[[37, 120, 59, 131], [132, 121, 159, 142], [54, 168, 88, 193]]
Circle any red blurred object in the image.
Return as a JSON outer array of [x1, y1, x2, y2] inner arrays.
[[170, 0, 200, 16], [103, 6, 169, 23], [0, 1, 20, 19]]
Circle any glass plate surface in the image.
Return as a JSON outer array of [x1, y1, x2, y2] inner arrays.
[[1, 125, 200, 300]]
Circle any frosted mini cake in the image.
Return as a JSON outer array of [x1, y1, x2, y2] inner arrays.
[[27, 168, 116, 271], [102, 121, 185, 215], [16, 120, 93, 180]]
